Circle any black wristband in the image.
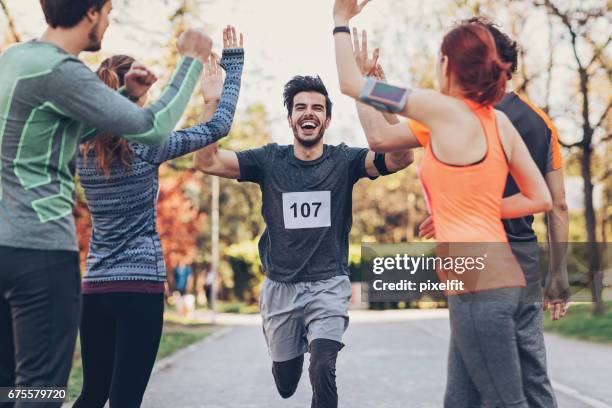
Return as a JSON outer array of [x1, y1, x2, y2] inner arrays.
[[127, 94, 140, 103], [333, 26, 351, 35], [374, 152, 393, 176]]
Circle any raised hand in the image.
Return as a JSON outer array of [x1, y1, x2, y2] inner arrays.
[[177, 28, 213, 62], [124, 61, 158, 99], [372, 64, 387, 82], [353, 28, 379, 77], [223, 25, 244, 49], [201, 53, 223, 103], [333, 0, 371, 25]]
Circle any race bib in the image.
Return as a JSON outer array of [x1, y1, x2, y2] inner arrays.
[[282, 191, 331, 229]]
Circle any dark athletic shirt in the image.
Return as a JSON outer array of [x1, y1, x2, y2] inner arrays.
[[237, 143, 375, 282], [496, 92, 562, 242]]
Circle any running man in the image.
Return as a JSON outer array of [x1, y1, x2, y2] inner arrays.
[[0, 0, 211, 399], [193, 75, 413, 407], [415, 18, 570, 408]]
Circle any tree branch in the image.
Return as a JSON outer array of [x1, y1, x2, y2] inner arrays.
[[537, 0, 585, 71], [0, 0, 21, 43], [599, 168, 612, 183], [558, 139, 583, 149], [587, 36, 611, 69], [594, 99, 612, 130]]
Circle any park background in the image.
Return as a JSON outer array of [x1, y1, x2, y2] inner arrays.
[[1, 0, 610, 317], [1, 1, 611, 404]]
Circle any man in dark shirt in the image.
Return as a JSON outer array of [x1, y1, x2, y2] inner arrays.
[[194, 75, 412, 407]]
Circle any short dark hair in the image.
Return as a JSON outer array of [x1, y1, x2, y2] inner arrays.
[[463, 17, 519, 79], [40, 0, 108, 29], [283, 75, 333, 118]]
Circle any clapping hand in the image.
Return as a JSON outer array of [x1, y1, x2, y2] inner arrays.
[[125, 61, 158, 100], [223, 25, 243, 49], [201, 53, 223, 103], [177, 28, 213, 62], [353, 28, 380, 77]]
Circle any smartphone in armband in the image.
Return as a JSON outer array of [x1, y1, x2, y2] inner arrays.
[[359, 78, 409, 113]]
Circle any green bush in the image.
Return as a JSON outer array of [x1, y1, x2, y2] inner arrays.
[[225, 240, 263, 303]]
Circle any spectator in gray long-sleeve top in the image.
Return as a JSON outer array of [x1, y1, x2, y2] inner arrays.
[[0, 0, 212, 400]]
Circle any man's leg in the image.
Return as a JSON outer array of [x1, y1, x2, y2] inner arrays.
[[4, 247, 80, 408], [272, 355, 304, 399], [0, 287, 15, 408], [308, 338, 342, 408], [259, 277, 308, 399], [516, 302, 558, 408], [304, 276, 352, 408]]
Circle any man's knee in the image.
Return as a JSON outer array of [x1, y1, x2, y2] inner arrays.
[[308, 339, 342, 382], [272, 355, 304, 399]]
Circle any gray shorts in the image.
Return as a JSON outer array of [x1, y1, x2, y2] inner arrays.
[[259, 275, 352, 362]]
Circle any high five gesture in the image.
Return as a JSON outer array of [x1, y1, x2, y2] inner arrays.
[[333, 0, 371, 25]]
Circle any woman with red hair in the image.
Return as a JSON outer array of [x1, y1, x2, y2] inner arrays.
[[332, 1, 552, 407], [74, 27, 244, 407]]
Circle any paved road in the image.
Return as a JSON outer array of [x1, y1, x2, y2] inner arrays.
[[142, 310, 612, 408]]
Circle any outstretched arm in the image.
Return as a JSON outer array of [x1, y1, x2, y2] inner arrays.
[[135, 27, 244, 164], [193, 143, 241, 179], [53, 29, 212, 146]]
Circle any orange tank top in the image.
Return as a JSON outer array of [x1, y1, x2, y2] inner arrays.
[[418, 100, 525, 292]]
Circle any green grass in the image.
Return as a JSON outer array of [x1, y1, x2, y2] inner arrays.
[[67, 322, 214, 401], [215, 300, 260, 314], [544, 302, 612, 344]]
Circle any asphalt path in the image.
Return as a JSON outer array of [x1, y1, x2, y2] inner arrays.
[[141, 310, 612, 408]]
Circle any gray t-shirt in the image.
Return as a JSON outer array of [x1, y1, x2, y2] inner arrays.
[[237, 143, 375, 282]]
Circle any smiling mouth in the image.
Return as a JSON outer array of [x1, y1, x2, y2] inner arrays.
[[299, 120, 318, 130]]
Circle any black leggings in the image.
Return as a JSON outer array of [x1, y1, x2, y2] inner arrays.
[[73, 292, 164, 408], [272, 339, 342, 408]]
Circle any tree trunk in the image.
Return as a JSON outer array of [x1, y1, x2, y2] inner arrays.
[[0, 0, 21, 44], [578, 69, 605, 315]]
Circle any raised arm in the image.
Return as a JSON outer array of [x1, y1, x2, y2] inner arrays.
[[350, 29, 421, 153], [135, 27, 244, 164], [333, 4, 452, 151], [49, 29, 212, 146]]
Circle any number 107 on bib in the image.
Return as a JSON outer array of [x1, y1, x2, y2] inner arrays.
[[282, 191, 331, 229]]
